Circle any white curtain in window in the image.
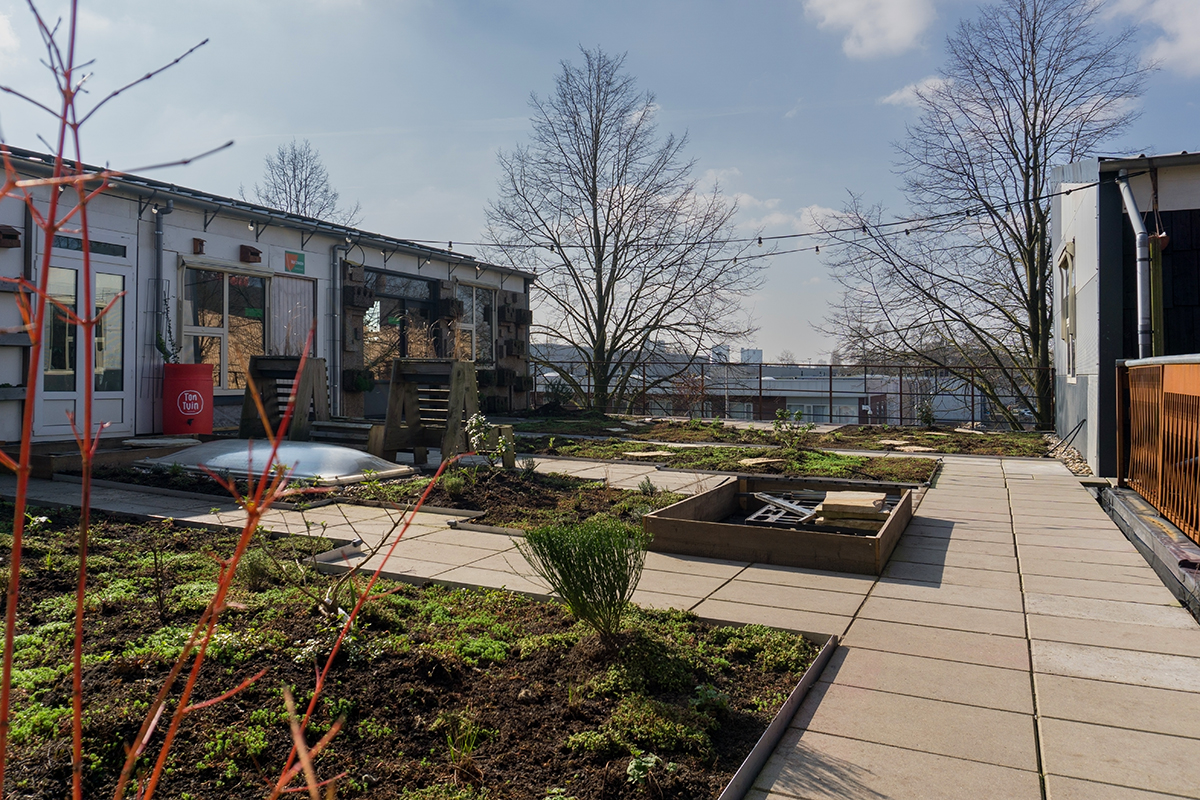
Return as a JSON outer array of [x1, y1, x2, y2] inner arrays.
[[270, 276, 314, 355]]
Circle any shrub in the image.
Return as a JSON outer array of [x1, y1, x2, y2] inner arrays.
[[516, 516, 649, 647], [441, 472, 467, 497]]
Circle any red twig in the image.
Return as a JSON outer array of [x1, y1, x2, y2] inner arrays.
[[270, 453, 469, 795]]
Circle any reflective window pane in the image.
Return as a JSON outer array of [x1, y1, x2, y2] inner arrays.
[[44, 267, 77, 392], [183, 268, 224, 328], [94, 273, 124, 392], [368, 271, 433, 300], [475, 288, 494, 364], [227, 275, 265, 389], [183, 335, 221, 386]]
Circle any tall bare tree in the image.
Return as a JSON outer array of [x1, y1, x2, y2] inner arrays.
[[247, 138, 361, 225], [486, 48, 764, 411], [819, 0, 1148, 428]]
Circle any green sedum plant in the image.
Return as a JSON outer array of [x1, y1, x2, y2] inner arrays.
[[516, 516, 649, 647]]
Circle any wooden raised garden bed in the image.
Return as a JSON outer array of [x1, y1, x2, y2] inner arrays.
[[643, 476, 917, 575]]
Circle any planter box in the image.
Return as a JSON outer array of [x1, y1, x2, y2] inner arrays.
[[643, 476, 915, 575]]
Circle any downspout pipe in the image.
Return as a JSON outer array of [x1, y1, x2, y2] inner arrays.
[[1116, 170, 1152, 359], [330, 243, 349, 416], [152, 200, 174, 348]]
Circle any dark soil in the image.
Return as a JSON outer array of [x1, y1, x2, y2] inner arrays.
[[342, 469, 686, 530], [82, 463, 243, 498], [1, 505, 813, 799]]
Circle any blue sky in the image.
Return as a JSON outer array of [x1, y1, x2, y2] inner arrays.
[[1, 0, 1197, 361]]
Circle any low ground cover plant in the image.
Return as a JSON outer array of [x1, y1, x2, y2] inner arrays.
[[516, 437, 940, 484], [0, 504, 813, 799], [512, 415, 1048, 456]]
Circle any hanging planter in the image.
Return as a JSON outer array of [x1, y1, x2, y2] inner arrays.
[[342, 368, 376, 393]]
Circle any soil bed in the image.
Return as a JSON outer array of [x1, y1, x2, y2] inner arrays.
[[516, 438, 939, 484], [2, 503, 813, 799], [814, 425, 1048, 457], [342, 469, 687, 530]]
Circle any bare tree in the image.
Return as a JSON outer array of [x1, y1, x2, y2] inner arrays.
[[485, 48, 765, 411], [776, 349, 798, 364], [819, 0, 1149, 429], [247, 138, 361, 225]]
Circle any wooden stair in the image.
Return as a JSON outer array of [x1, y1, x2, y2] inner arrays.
[[310, 418, 385, 457]]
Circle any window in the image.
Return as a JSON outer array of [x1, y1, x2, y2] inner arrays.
[[453, 283, 494, 364], [43, 267, 76, 393], [180, 267, 266, 390], [52, 234, 127, 259], [363, 270, 437, 374], [1058, 242, 1076, 378], [94, 273, 124, 392]]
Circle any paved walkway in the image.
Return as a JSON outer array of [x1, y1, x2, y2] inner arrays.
[[4, 455, 1198, 799]]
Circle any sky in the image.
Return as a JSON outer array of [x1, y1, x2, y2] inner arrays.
[[0, 0, 1197, 362]]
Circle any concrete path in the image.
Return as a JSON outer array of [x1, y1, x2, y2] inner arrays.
[[749, 456, 1200, 800], [3, 454, 1197, 799]]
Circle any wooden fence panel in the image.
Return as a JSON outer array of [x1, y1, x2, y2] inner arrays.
[[1125, 361, 1200, 545]]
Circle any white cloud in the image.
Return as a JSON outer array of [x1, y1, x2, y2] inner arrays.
[[739, 200, 837, 235], [1112, 0, 1200, 77], [0, 13, 19, 65], [879, 75, 950, 107], [803, 0, 938, 58], [784, 98, 803, 119]]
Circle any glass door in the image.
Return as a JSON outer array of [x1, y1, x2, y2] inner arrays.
[[36, 264, 133, 438]]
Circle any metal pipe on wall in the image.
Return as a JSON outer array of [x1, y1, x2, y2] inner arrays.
[[1116, 170, 1152, 359], [152, 199, 174, 345], [330, 243, 349, 417]]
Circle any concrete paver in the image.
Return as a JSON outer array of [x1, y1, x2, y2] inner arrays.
[[842, 618, 1031, 670], [710, 580, 868, 617], [1031, 640, 1200, 693], [856, 594, 1028, 637], [1021, 573, 1181, 605], [882, 560, 1022, 590], [870, 578, 1025, 612], [1023, 592, 1199, 628], [1039, 718, 1200, 798], [792, 681, 1038, 770], [1026, 613, 1200, 658], [753, 729, 1042, 800], [889, 542, 1019, 572], [820, 647, 1034, 714], [1018, 557, 1167, 585], [1044, 776, 1195, 800], [690, 597, 853, 636], [1034, 672, 1200, 739]]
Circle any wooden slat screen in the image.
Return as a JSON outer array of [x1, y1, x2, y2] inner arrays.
[[1124, 361, 1200, 545]]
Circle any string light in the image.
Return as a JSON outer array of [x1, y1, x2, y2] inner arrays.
[[396, 177, 1112, 252]]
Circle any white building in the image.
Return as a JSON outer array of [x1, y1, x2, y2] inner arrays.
[[0, 146, 534, 443], [1051, 151, 1200, 475]]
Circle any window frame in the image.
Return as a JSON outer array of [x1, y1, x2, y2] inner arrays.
[[178, 263, 270, 394], [1057, 241, 1077, 380], [453, 281, 496, 364]]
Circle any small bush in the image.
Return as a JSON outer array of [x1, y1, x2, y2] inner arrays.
[[516, 516, 649, 647], [441, 472, 467, 497]]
